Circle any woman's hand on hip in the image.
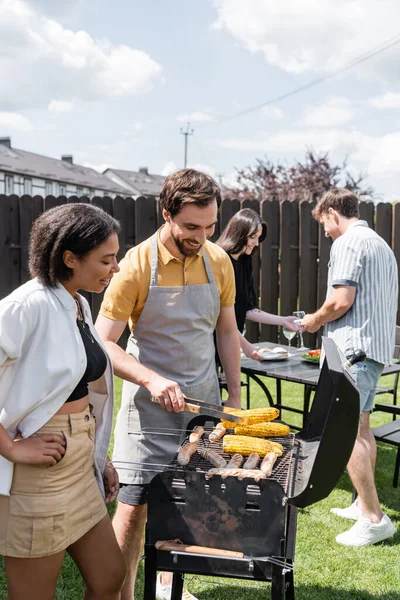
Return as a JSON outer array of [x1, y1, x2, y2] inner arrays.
[[103, 461, 119, 503], [8, 434, 66, 466], [147, 375, 185, 413]]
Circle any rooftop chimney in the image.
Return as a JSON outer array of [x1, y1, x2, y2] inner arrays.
[[0, 137, 11, 148], [139, 167, 149, 175], [61, 155, 73, 164]]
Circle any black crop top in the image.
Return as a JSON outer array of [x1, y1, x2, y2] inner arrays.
[[65, 318, 107, 403]]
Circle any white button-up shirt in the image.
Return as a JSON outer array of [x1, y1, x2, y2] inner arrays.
[[0, 278, 114, 496]]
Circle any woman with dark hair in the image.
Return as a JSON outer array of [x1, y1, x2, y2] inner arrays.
[[217, 208, 298, 360], [0, 203, 126, 599]]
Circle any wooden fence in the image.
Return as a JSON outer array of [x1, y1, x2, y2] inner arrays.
[[1, 194, 399, 349]]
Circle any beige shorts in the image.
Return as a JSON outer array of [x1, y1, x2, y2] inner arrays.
[[0, 406, 107, 558]]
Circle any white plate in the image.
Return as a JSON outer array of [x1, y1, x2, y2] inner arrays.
[[259, 351, 289, 361]]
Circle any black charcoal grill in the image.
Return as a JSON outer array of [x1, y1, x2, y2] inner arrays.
[[143, 338, 362, 599]]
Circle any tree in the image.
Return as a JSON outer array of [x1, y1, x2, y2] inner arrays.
[[224, 150, 374, 201]]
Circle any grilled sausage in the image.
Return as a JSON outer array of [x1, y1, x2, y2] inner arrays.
[[243, 452, 260, 470], [197, 447, 227, 468], [207, 468, 266, 482], [226, 453, 244, 469], [177, 441, 198, 466], [189, 426, 205, 443], [208, 423, 226, 443], [260, 452, 278, 476]]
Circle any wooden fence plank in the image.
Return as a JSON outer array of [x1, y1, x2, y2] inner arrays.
[[0, 195, 20, 299], [359, 201, 375, 228], [19, 195, 43, 285], [220, 198, 240, 232], [135, 196, 157, 244], [260, 199, 280, 342], [299, 200, 318, 349], [375, 202, 392, 245]]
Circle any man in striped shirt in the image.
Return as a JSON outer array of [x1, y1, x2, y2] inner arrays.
[[302, 189, 398, 547]]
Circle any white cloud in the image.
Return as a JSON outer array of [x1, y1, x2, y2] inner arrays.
[[48, 99, 75, 113], [176, 112, 214, 122], [161, 161, 178, 176], [262, 106, 284, 120], [213, 0, 400, 79], [0, 111, 33, 131], [0, 0, 163, 109], [302, 97, 357, 127], [219, 126, 400, 179], [133, 121, 143, 131], [369, 92, 400, 109]]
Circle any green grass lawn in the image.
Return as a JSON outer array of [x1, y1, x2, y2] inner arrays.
[[1, 375, 399, 599]]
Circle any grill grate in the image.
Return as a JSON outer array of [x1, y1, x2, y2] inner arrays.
[[166, 428, 298, 496]]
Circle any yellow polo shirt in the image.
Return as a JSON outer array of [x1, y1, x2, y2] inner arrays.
[[100, 230, 235, 331]]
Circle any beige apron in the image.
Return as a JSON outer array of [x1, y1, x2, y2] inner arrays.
[[113, 233, 221, 485]]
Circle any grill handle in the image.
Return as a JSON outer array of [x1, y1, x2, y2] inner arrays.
[[155, 540, 244, 559]]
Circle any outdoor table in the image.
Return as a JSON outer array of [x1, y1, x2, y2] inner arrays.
[[241, 341, 400, 430]]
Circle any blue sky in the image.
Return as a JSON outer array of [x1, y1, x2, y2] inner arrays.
[[1, 0, 400, 199]]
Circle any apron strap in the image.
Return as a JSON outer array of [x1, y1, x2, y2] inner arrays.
[[150, 233, 159, 287], [202, 248, 217, 286]]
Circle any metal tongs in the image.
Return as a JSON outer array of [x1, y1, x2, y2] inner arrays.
[[182, 396, 241, 423]]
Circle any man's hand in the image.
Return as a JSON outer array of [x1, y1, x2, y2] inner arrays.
[[301, 313, 322, 334], [103, 461, 119, 503], [146, 375, 185, 412], [7, 434, 66, 466], [224, 395, 241, 410]]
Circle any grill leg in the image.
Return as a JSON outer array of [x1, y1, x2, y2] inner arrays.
[[271, 563, 284, 600], [143, 545, 157, 600], [285, 565, 295, 600], [171, 572, 184, 599]]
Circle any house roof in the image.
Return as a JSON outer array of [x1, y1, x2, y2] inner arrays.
[[0, 142, 128, 194], [104, 167, 165, 196]]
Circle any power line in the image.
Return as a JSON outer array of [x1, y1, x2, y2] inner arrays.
[[204, 33, 400, 125]]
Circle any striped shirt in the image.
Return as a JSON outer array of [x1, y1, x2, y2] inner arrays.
[[324, 220, 398, 366]]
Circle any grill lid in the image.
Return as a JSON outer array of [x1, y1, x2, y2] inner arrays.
[[288, 337, 360, 508]]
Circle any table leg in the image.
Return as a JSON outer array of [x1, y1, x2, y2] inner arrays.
[[246, 373, 275, 407], [276, 379, 282, 409], [303, 385, 313, 427]]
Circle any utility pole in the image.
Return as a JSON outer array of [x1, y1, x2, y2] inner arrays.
[[180, 122, 194, 168]]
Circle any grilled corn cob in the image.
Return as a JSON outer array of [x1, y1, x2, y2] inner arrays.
[[223, 435, 283, 457], [234, 422, 290, 438], [221, 407, 279, 428]]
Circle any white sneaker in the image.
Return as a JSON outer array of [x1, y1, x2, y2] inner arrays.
[[330, 500, 362, 520], [336, 514, 396, 547], [156, 573, 198, 600]]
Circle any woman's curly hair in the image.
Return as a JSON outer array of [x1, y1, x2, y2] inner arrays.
[[29, 203, 120, 287]]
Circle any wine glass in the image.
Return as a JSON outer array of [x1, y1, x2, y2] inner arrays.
[[282, 327, 296, 348], [293, 310, 306, 350]]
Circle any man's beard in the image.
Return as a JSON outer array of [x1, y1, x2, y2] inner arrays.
[[171, 232, 202, 257]]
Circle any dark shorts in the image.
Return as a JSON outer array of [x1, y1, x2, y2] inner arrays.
[[118, 482, 149, 506]]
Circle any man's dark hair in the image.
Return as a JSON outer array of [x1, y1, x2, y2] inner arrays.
[[217, 208, 267, 255], [29, 203, 120, 287], [159, 168, 222, 217], [312, 189, 360, 220]]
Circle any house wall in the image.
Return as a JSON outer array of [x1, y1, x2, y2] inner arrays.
[[0, 170, 120, 198]]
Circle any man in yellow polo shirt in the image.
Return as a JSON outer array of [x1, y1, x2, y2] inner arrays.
[[96, 169, 241, 600]]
